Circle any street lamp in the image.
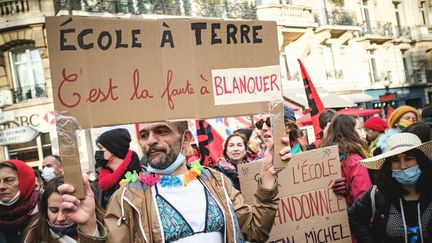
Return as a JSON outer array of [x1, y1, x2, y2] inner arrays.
[[382, 79, 392, 94], [379, 71, 396, 117]]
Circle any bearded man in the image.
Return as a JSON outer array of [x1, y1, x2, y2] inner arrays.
[[59, 120, 292, 243]]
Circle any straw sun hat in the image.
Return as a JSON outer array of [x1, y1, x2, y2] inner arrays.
[[359, 133, 432, 170]]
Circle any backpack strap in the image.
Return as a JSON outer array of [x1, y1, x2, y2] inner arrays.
[[370, 185, 378, 223]]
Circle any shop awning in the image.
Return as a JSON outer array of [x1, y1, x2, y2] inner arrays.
[[298, 113, 312, 126], [339, 93, 377, 103], [283, 87, 356, 108], [298, 108, 382, 126], [337, 108, 382, 116]]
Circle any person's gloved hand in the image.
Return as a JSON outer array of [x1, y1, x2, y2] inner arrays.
[[332, 177, 348, 196]]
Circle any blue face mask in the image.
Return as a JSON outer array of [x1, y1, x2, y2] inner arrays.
[[392, 165, 422, 185], [147, 152, 186, 175], [146, 133, 186, 175], [48, 222, 77, 238]]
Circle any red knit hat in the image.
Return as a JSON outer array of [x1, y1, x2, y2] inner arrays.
[[364, 117, 387, 132], [3, 160, 36, 202]]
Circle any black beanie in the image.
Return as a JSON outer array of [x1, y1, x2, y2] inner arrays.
[[98, 128, 131, 159]]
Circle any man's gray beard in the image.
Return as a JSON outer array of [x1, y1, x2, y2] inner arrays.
[[145, 141, 181, 170]]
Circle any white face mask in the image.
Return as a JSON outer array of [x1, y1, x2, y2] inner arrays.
[[42, 167, 56, 182], [0, 191, 20, 206]]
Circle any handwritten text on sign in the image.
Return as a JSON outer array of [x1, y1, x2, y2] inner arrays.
[[46, 16, 282, 128], [211, 65, 281, 105], [238, 146, 352, 243]]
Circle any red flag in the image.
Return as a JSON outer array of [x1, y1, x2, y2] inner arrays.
[[196, 120, 224, 167], [298, 59, 325, 139], [387, 105, 394, 120]]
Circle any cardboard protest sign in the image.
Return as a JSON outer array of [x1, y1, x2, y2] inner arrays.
[[238, 146, 352, 243], [56, 113, 84, 197], [46, 16, 283, 128], [46, 16, 286, 197]]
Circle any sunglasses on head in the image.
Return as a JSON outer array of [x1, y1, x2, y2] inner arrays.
[[255, 117, 271, 130]]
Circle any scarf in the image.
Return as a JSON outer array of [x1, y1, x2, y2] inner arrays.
[[0, 190, 38, 229], [368, 135, 380, 154], [98, 150, 141, 191]]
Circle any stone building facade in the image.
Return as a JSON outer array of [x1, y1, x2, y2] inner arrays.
[[257, 0, 432, 110]]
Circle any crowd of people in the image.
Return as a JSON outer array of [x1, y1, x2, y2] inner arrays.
[[1, 103, 432, 242]]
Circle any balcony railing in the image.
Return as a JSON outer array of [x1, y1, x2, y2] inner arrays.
[[394, 25, 411, 39], [405, 69, 422, 83], [257, 4, 315, 26], [55, 0, 176, 15], [14, 84, 47, 103], [360, 21, 393, 37], [0, 0, 29, 17], [314, 8, 358, 26], [326, 70, 344, 79], [359, 22, 411, 39]]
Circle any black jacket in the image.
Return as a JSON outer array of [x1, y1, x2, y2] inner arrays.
[[91, 151, 142, 208], [349, 186, 432, 243]]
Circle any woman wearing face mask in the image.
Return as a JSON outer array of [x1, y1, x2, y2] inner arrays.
[[213, 133, 248, 190], [24, 176, 105, 243], [0, 160, 39, 243], [349, 133, 432, 243], [374, 105, 419, 156], [91, 128, 142, 208]]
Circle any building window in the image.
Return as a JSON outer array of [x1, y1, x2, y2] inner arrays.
[[361, 0, 372, 33], [367, 49, 378, 82], [420, 1, 429, 25], [402, 50, 411, 81], [393, 2, 403, 36], [280, 53, 290, 81], [8, 133, 52, 163], [323, 45, 337, 79], [9, 47, 46, 103]]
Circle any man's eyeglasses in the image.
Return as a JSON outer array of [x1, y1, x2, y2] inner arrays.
[[255, 117, 271, 130]]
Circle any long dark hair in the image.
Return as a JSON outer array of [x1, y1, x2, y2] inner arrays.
[[320, 114, 368, 159], [24, 176, 106, 243], [376, 149, 432, 203]]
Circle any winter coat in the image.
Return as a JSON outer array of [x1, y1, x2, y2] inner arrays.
[[341, 153, 372, 206], [92, 151, 142, 208], [0, 203, 38, 243], [349, 186, 432, 243], [78, 167, 279, 243]]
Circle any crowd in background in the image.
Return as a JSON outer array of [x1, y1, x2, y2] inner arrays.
[[1, 102, 432, 242]]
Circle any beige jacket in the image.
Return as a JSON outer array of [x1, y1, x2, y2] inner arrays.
[[80, 168, 279, 243]]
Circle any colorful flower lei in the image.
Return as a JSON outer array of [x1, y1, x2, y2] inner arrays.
[[183, 161, 203, 186], [119, 170, 139, 188], [120, 161, 204, 188], [139, 172, 160, 187]]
